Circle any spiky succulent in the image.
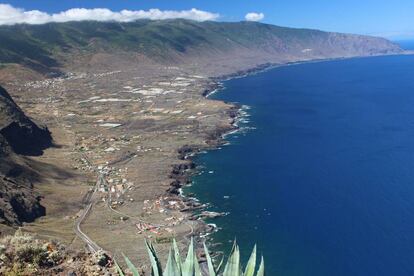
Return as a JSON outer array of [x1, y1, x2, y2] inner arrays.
[[115, 238, 264, 276]]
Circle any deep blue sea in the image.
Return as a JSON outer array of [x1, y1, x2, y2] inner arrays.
[[396, 40, 414, 50], [188, 55, 414, 275]]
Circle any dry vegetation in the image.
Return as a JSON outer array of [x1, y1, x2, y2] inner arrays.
[[0, 229, 116, 275]]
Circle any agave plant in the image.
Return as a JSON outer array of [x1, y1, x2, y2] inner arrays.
[[115, 238, 264, 276]]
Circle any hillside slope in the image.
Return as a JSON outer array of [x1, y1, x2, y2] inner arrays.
[[0, 85, 52, 225], [0, 86, 52, 155], [0, 20, 402, 76]]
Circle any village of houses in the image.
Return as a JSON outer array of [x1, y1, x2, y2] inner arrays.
[[8, 66, 231, 257]]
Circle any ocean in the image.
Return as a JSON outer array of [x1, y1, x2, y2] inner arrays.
[[396, 40, 414, 50], [187, 55, 414, 275]]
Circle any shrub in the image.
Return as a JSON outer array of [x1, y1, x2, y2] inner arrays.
[[0, 229, 64, 274]]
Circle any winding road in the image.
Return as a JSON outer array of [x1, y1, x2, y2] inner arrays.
[[73, 156, 103, 254], [74, 166, 196, 255]]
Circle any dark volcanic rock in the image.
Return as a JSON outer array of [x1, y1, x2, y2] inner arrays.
[[0, 178, 46, 225], [177, 144, 198, 160], [0, 85, 51, 225], [0, 153, 46, 225], [167, 161, 196, 195], [0, 85, 52, 156]]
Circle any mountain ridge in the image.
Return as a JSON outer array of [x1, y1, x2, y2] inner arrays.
[[0, 19, 402, 78]]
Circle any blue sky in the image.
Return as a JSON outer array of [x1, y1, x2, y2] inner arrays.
[[2, 0, 414, 39]]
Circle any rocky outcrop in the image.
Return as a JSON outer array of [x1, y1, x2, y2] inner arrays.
[[0, 141, 46, 225], [168, 161, 196, 195], [0, 85, 52, 156], [0, 85, 51, 225], [0, 169, 46, 225]]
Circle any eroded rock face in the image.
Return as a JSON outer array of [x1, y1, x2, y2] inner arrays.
[[0, 85, 51, 225], [0, 85, 52, 156], [0, 176, 46, 225], [0, 140, 46, 225]]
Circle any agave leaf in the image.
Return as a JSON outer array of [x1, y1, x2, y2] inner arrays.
[[216, 256, 224, 273], [256, 256, 265, 276], [182, 238, 195, 276], [164, 249, 181, 276], [223, 242, 241, 276], [172, 239, 182, 273], [203, 243, 216, 276], [115, 260, 125, 276], [145, 240, 162, 276], [243, 245, 257, 276], [122, 253, 140, 276], [194, 256, 203, 276]]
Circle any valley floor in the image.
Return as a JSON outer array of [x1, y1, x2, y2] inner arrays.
[[1, 63, 236, 268]]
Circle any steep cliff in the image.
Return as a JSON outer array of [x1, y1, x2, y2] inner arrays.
[[0, 85, 52, 225]]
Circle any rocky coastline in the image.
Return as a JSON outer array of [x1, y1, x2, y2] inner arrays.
[[164, 70, 255, 252], [165, 56, 381, 252]]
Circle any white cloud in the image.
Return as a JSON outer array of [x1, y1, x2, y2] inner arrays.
[[245, 12, 264, 22], [0, 4, 219, 25]]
